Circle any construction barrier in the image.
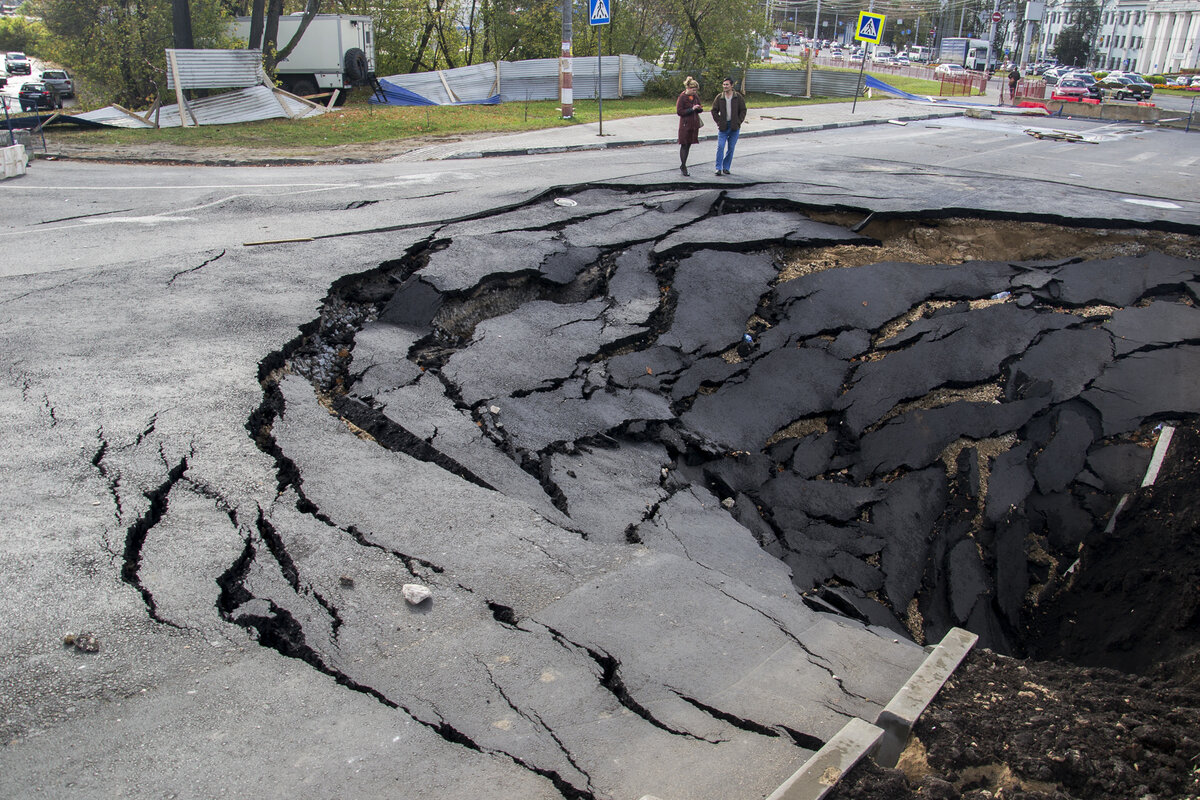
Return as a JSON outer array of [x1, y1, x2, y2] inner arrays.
[[1, 143, 27, 180]]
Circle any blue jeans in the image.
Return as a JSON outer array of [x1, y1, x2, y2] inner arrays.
[[715, 127, 740, 171]]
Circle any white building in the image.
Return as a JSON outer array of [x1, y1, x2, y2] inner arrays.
[[1027, 0, 1198, 73], [1140, 0, 1200, 72]]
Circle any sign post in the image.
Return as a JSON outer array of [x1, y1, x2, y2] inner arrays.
[[589, 0, 611, 135], [852, 11, 885, 112]]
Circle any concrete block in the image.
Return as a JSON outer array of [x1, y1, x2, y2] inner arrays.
[[873, 626, 978, 767], [2, 144, 27, 179], [764, 718, 885, 800]]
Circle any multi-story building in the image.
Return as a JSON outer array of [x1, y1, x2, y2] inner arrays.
[[1140, 0, 1200, 72], [1024, 0, 1197, 72]]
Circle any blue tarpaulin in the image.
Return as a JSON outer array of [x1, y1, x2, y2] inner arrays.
[[864, 74, 998, 108], [371, 77, 500, 106]]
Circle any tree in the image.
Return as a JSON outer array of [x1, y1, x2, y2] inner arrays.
[[1052, 0, 1100, 67], [173, 0, 196, 49], [663, 0, 758, 83], [0, 14, 48, 55], [32, 0, 235, 106]]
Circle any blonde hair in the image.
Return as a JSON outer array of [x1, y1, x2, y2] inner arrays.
[[683, 76, 699, 90]]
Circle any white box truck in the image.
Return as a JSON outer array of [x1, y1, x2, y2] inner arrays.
[[232, 13, 375, 97], [939, 37, 993, 71]]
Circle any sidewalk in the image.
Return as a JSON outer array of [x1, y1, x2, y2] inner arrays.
[[387, 98, 966, 161]]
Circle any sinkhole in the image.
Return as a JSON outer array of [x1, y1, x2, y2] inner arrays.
[[251, 193, 1200, 676]]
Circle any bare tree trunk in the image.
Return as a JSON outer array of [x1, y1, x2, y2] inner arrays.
[[435, 13, 457, 68], [275, 0, 322, 63], [466, 0, 479, 64], [172, 0, 195, 49], [481, 0, 491, 62], [248, 0, 265, 49], [263, 0, 284, 69], [412, 1, 437, 71]]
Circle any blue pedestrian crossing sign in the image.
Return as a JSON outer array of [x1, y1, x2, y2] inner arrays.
[[589, 0, 610, 25], [855, 11, 885, 44]]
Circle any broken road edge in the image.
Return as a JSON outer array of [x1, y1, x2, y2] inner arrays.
[[638, 626, 979, 800]]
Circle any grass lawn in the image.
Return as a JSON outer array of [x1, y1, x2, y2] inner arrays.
[[32, 70, 949, 150]]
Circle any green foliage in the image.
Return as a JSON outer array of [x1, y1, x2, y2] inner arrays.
[[664, 0, 758, 82], [1052, 0, 1100, 67], [0, 15, 47, 55], [31, 0, 236, 108]]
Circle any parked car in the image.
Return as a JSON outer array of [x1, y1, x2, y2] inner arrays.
[[1055, 77, 1094, 100], [39, 69, 73, 98], [5, 51, 31, 75], [18, 81, 62, 111], [1064, 71, 1104, 99], [1098, 75, 1153, 100], [935, 63, 967, 77]]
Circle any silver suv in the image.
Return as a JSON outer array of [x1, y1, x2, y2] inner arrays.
[[39, 69, 73, 98], [5, 51, 31, 75]]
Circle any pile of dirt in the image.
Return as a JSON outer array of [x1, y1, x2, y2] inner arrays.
[[832, 648, 1200, 800], [830, 421, 1200, 799]]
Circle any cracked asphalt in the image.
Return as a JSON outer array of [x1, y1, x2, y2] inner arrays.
[[1, 106, 1199, 800]]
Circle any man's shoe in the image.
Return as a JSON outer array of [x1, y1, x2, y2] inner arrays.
[[715, 170, 722, 175], [722, 169, 731, 175]]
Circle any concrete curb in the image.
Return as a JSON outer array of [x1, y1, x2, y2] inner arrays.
[[443, 110, 963, 160], [873, 626, 979, 767], [763, 718, 885, 800], [1104, 424, 1176, 535], [637, 627, 978, 800]]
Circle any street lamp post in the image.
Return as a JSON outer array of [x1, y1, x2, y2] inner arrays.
[[561, 0, 573, 118]]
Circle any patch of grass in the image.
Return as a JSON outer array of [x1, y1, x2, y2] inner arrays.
[[38, 90, 861, 150]]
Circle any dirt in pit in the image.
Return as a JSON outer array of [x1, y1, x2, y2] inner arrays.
[[775, 219, 1200, 800], [789, 215, 1200, 277], [828, 420, 1200, 800]]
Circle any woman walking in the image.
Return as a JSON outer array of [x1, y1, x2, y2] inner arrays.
[[675, 76, 703, 176]]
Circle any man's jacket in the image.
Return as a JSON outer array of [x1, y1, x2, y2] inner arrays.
[[710, 93, 747, 132]]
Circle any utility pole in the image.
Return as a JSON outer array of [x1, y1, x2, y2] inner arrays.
[[560, 0, 573, 118]]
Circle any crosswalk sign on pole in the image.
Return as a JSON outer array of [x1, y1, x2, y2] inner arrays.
[[855, 11, 885, 44], [589, 0, 610, 25]]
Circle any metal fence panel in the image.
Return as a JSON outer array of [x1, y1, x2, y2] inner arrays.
[[166, 49, 266, 90], [745, 68, 863, 98], [497, 57, 561, 103], [153, 85, 324, 128], [446, 62, 500, 102], [378, 55, 662, 104]]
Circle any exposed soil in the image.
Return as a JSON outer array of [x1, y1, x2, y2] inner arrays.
[[829, 420, 1200, 800], [784, 218, 1200, 800], [35, 129, 494, 165]]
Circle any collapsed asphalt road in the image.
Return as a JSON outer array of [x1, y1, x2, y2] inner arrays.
[[2, 117, 1199, 799]]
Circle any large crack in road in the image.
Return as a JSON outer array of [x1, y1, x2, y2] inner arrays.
[[231, 186, 1199, 799]]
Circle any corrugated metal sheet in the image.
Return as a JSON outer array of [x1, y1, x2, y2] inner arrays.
[[745, 68, 863, 98], [495, 57, 560, 103], [446, 63, 499, 102], [376, 56, 662, 105], [166, 49, 267, 90], [79, 85, 325, 129], [75, 106, 156, 129]]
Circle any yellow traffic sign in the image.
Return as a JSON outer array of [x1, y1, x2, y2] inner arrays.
[[855, 12, 885, 44]]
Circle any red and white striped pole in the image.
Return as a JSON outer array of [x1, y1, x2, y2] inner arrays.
[[561, 0, 573, 118]]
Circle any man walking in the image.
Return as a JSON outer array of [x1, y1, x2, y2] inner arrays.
[[711, 77, 747, 175]]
